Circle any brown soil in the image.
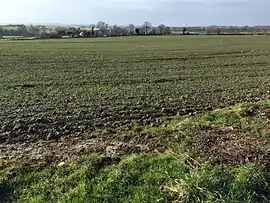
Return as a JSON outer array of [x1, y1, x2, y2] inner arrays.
[[191, 129, 270, 167], [0, 132, 165, 165]]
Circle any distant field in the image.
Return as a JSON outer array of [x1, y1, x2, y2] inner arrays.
[[1, 35, 270, 142], [0, 36, 37, 40]]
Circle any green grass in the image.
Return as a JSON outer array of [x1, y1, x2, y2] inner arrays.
[[1, 154, 269, 203], [167, 100, 270, 139], [164, 163, 270, 203]]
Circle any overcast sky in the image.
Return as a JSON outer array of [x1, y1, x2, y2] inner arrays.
[[0, 0, 269, 26]]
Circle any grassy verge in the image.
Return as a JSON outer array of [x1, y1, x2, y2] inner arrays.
[[1, 154, 269, 203], [1, 100, 270, 202]]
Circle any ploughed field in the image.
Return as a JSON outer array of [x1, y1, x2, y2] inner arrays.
[[1, 36, 270, 143], [1, 36, 270, 203]]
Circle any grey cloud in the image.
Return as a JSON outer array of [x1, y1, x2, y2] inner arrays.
[[1, 0, 269, 25]]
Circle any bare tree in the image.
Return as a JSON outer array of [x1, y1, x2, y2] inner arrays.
[[17, 25, 28, 36], [29, 25, 40, 37], [111, 24, 121, 36], [41, 26, 47, 36], [164, 26, 171, 35], [142, 21, 152, 34], [121, 28, 129, 36], [158, 24, 166, 35], [129, 24, 135, 35], [96, 21, 108, 36]]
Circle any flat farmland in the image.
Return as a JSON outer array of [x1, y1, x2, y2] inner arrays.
[[1, 36, 270, 202], [1, 36, 270, 142]]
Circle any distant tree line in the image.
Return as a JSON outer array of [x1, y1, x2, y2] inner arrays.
[[1, 22, 270, 39], [0, 22, 172, 38]]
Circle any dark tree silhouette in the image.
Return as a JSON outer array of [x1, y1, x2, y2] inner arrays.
[[183, 27, 187, 35], [91, 27, 95, 36], [135, 28, 140, 35]]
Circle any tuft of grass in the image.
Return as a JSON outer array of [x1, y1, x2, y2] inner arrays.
[[164, 164, 270, 203], [144, 126, 173, 135], [197, 110, 241, 127], [169, 100, 270, 138], [133, 122, 144, 132], [86, 154, 189, 202], [164, 164, 231, 202], [226, 165, 270, 202]]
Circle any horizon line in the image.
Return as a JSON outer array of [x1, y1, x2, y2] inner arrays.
[[1, 23, 270, 28]]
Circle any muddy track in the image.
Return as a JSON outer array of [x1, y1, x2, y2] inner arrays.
[[0, 132, 165, 164]]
